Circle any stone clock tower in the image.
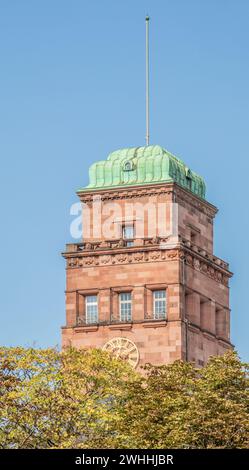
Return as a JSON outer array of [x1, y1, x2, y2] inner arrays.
[[62, 145, 233, 368]]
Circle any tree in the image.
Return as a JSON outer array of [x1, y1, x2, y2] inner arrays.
[[114, 352, 249, 448], [0, 347, 248, 449], [0, 346, 136, 448]]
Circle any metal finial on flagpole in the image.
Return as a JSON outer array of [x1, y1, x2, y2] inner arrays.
[[145, 15, 150, 146]]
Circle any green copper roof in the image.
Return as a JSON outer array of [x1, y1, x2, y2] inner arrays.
[[79, 145, 206, 199]]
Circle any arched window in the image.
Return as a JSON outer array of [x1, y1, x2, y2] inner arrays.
[[123, 160, 133, 171]]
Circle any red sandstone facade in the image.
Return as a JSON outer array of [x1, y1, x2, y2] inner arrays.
[[62, 182, 233, 368]]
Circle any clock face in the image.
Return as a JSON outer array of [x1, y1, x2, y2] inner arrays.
[[102, 337, 139, 369]]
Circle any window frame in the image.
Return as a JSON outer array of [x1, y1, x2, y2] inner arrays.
[[119, 291, 132, 322], [153, 289, 167, 320], [85, 294, 98, 324], [122, 224, 135, 247]]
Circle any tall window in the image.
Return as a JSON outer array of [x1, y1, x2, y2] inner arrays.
[[122, 224, 134, 247], [119, 292, 132, 322], [153, 290, 166, 319], [190, 231, 197, 244], [85, 295, 98, 324]]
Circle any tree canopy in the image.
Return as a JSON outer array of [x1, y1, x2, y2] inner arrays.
[[0, 347, 248, 449]]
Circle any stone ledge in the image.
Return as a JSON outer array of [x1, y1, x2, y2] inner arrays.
[[217, 337, 234, 348], [74, 325, 99, 333], [142, 320, 167, 328], [108, 323, 133, 331], [188, 323, 200, 333], [187, 323, 233, 347]]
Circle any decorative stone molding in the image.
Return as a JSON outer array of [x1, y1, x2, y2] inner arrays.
[[174, 185, 217, 219], [65, 247, 181, 269], [78, 186, 173, 204], [78, 182, 217, 219], [184, 250, 230, 286], [63, 238, 231, 286]]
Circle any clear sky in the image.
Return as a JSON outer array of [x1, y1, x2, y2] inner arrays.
[[0, 0, 248, 360]]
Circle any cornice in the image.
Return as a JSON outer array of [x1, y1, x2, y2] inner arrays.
[[77, 182, 217, 218], [173, 184, 217, 218], [62, 239, 232, 287]]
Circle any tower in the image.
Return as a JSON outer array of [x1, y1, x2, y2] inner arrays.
[[62, 145, 233, 368]]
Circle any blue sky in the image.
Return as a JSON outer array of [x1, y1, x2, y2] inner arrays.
[[0, 0, 248, 360]]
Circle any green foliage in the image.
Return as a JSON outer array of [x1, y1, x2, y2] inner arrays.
[[0, 346, 136, 449], [0, 348, 248, 449], [116, 353, 249, 448]]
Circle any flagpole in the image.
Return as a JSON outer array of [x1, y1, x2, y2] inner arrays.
[[145, 15, 150, 146]]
